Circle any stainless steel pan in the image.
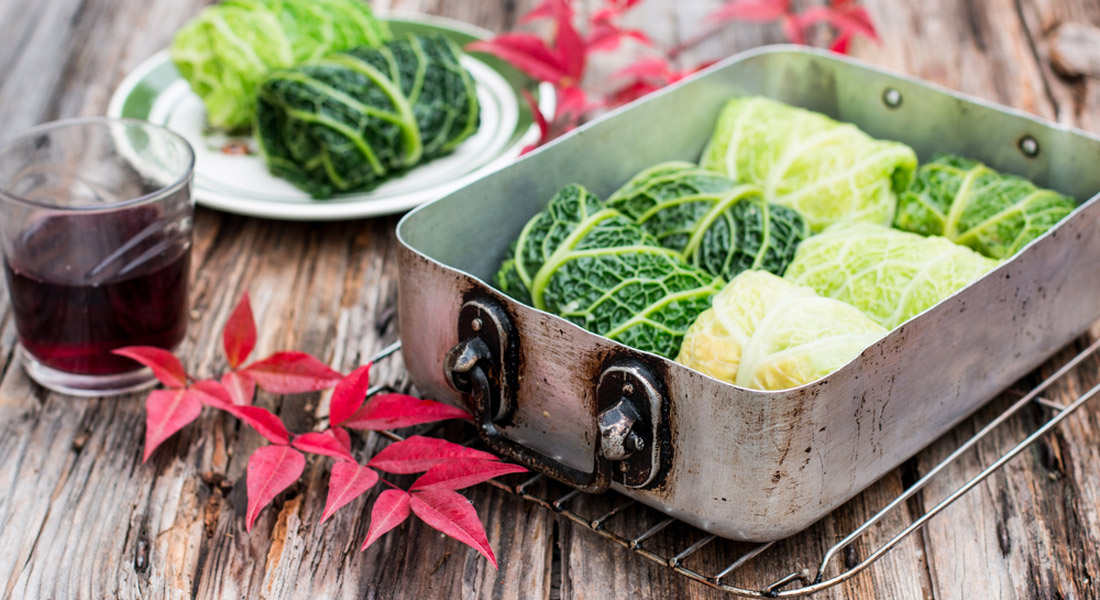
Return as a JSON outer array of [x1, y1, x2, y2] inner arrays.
[[395, 46, 1100, 541]]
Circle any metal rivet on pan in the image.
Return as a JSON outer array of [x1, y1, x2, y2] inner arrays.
[[882, 88, 902, 109], [1019, 135, 1040, 157], [622, 383, 634, 396], [471, 317, 483, 332]]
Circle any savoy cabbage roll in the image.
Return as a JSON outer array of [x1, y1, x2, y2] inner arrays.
[[784, 223, 999, 329], [171, 0, 390, 130], [605, 162, 809, 281], [255, 34, 480, 198], [676, 271, 886, 391], [496, 185, 723, 358], [701, 96, 918, 232], [895, 154, 1077, 259]]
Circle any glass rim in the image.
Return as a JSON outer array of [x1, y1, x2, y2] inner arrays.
[[0, 116, 196, 212]]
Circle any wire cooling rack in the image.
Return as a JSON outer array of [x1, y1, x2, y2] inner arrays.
[[366, 336, 1100, 597]]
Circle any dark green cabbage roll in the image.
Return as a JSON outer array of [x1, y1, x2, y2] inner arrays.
[[895, 154, 1077, 259], [605, 161, 809, 280], [496, 185, 723, 358], [255, 33, 480, 198]]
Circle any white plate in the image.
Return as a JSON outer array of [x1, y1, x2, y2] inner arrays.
[[108, 15, 551, 220]]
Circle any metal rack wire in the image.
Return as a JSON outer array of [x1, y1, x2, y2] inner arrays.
[[367, 337, 1100, 597]]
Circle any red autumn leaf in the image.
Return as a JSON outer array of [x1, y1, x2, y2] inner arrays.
[[587, 1, 652, 53], [613, 57, 673, 83], [781, 13, 807, 44], [245, 445, 305, 532], [242, 351, 343, 394], [328, 363, 371, 427], [112, 346, 187, 388], [554, 85, 599, 123], [830, 30, 853, 54], [343, 394, 473, 431], [292, 431, 355, 462], [221, 371, 255, 406], [516, 0, 585, 80], [321, 461, 379, 523], [708, 0, 791, 24], [222, 404, 290, 445], [328, 426, 352, 452], [222, 292, 256, 369], [590, 0, 643, 23], [521, 89, 550, 154], [189, 379, 233, 409], [410, 489, 497, 569], [361, 489, 411, 551], [367, 436, 499, 474], [143, 388, 203, 462], [467, 34, 569, 83], [586, 21, 653, 53], [609, 79, 662, 107], [410, 459, 528, 491], [519, 0, 557, 23], [798, 3, 878, 42], [551, 0, 586, 81]]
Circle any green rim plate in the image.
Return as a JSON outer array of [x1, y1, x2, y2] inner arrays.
[[107, 13, 551, 221]]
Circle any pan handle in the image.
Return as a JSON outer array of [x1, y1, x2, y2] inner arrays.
[[444, 296, 668, 493]]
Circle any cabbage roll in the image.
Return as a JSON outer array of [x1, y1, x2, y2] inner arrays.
[[606, 162, 809, 280], [255, 34, 480, 198], [496, 185, 723, 358], [171, 0, 390, 130], [895, 154, 1077, 259], [701, 96, 918, 232], [676, 270, 886, 391], [784, 223, 999, 328]]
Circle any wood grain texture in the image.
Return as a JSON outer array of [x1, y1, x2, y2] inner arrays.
[[1, 0, 1099, 598]]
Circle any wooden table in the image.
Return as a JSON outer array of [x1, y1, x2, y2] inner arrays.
[[2, 0, 1099, 598]]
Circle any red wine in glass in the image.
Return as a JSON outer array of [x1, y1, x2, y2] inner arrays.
[[4, 205, 190, 375]]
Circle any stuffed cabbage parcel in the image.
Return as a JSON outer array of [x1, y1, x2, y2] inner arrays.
[[701, 96, 918, 231], [784, 223, 999, 329], [605, 162, 809, 281], [171, 0, 390, 130], [677, 271, 886, 391], [496, 184, 723, 358], [255, 34, 480, 198], [895, 154, 1077, 259]]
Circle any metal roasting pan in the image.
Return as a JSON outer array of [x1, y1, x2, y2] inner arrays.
[[395, 45, 1100, 542]]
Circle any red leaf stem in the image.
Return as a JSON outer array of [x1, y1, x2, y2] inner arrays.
[[221, 371, 255, 406], [328, 426, 352, 452], [189, 379, 233, 409]]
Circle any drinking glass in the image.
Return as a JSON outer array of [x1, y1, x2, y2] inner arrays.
[[0, 117, 195, 396]]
